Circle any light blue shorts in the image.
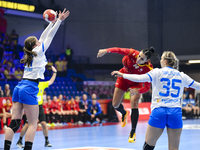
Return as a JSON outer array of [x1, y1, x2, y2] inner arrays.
[[148, 107, 183, 129], [12, 80, 39, 105]]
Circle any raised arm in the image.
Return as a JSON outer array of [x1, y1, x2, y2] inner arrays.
[[111, 71, 151, 83], [43, 9, 70, 52], [39, 22, 53, 43], [48, 66, 57, 86]]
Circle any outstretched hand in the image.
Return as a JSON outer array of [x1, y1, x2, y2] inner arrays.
[[111, 71, 124, 77], [51, 66, 57, 73], [58, 8, 70, 21], [97, 49, 107, 58]]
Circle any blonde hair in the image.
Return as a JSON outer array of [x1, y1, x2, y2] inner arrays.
[[162, 51, 179, 70], [20, 36, 37, 67]]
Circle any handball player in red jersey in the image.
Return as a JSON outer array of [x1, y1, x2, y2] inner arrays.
[[97, 47, 158, 143]]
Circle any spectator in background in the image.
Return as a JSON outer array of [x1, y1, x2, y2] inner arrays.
[[3, 33, 10, 51], [0, 44, 5, 61], [75, 96, 84, 125], [87, 96, 103, 126], [62, 57, 68, 76], [4, 84, 11, 97], [12, 47, 20, 60], [183, 87, 189, 99], [0, 69, 5, 81], [4, 66, 13, 81], [67, 97, 79, 125], [2, 98, 12, 121], [182, 93, 192, 118], [65, 45, 73, 68], [55, 57, 63, 77], [45, 97, 53, 126], [57, 94, 67, 125], [188, 94, 200, 118], [0, 85, 4, 97], [10, 30, 19, 46], [14, 67, 23, 81], [0, 105, 7, 130], [46, 58, 53, 77], [50, 96, 62, 126], [79, 94, 91, 124]]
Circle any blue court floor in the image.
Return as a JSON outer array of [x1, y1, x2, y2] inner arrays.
[[0, 119, 200, 150]]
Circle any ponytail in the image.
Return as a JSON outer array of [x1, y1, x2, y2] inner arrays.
[[141, 46, 159, 61], [163, 51, 179, 70], [20, 36, 37, 67]]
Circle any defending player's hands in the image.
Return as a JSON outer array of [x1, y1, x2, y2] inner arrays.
[[129, 88, 139, 96], [111, 71, 124, 77], [58, 8, 70, 21], [51, 66, 57, 73], [97, 49, 107, 58]]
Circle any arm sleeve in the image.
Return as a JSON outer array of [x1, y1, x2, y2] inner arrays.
[[43, 19, 62, 52], [138, 82, 151, 94], [39, 22, 53, 43], [106, 47, 135, 56], [87, 105, 91, 115], [95, 104, 102, 116], [123, 74, 151, 83]]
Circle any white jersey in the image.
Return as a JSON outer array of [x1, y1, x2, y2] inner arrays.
[[146, 67, 194, 110], [23, 43, 47, 79], [22, 19, 62, 80], [123, 66, 200, 111]]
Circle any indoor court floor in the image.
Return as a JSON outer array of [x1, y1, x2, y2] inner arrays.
[[0, 119, 200, 150]]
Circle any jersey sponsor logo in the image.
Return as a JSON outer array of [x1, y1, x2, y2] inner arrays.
[[159, 98, 180, 104], [53, 147, 135, 150], [133, 64, 139, 69], [24, 68, 33, 72], [162, 70, 181, 76]]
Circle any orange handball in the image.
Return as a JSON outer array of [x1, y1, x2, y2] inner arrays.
[[43, 9, 56, 22]]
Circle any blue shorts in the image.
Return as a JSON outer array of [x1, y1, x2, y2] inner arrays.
[[148, 107, 183, 129], [12, 80, 39, 105]]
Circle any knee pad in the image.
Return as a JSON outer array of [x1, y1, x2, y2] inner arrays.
[[8, 119, 21, 133], [143, 141, 155, 150]]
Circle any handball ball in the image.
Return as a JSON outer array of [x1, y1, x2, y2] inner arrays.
[[43, 9, 56, 22]]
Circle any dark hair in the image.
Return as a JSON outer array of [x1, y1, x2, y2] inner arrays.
[[141, 47, 159, 60], [20, 36, 37, 67]]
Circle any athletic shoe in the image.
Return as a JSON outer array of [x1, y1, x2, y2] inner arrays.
[[85, 121, 91, 125], [91, 121, 99, 126], [78, 121, 83, 125], [47, 123, 52, 127], [45, 141, 52, 147], [3, 125, 7, 130], [63, 122, 68, 126], [128, 132, 136, 143], [121, 110, 128, 127], [51, 123, 56, 127], [16, 140, 24, 148]]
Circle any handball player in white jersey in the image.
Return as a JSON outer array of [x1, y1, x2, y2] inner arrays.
[[111, 51, 200, 150], [4, 9, 70, 150]]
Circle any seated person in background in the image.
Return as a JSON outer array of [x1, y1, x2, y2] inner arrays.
[[79, 94, 91, 124], [57, 94, 68, 125], [188, 94, 200, 118], [50, 96, 62, 126], [182, 93, 192, 117], [0, 85, 4, 97], [87, 98, 103, 126], [4, 66, 14, 81], [75, 96, 83, 125], [14, 67, 23, 80], [0, 69, 5, 81], [45, 97, 53, 126], [0, 99, 11, 130], [4, 84, 12, 97], [66, 97, 79, 125]]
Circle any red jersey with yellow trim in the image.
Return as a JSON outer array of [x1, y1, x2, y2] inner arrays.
[[67, 101, 78, 111], [3, 103, 12, 113], [106, 47, 153, 93], [50, 101, 60, 112]]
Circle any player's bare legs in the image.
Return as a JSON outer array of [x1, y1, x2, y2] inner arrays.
[[112, 87, 128, 127], [167, 128, 182, 150]]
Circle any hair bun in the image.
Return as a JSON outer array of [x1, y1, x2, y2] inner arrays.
[[149, 47, 155, 53]]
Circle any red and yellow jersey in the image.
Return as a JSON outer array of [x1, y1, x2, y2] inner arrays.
[[3, 103, 12, 113], [67, 101, 78, 110], [50, 101, 60, 111], [106, 47, 153, 94]]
